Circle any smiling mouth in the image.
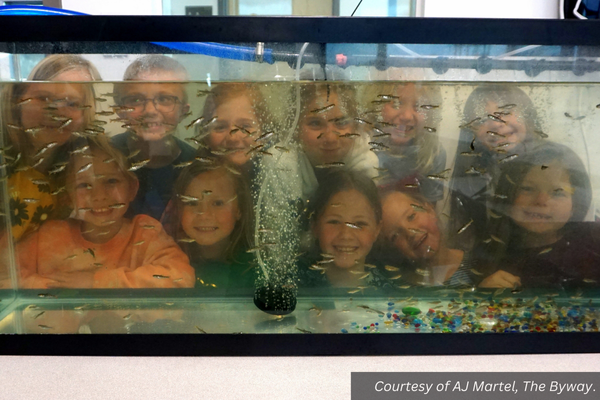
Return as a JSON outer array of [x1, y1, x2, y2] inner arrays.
[[523, 211, 552, 220], [333, 246, 358, 254], [194, 227, 218, 232], [90, 208, 113, 216]]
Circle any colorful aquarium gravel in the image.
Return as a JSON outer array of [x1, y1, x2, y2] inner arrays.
[[340, 297, 600, 333]]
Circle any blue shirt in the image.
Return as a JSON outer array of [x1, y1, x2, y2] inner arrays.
[[111, 133, 196, 220]]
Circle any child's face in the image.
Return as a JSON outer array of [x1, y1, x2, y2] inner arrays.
[[509, 163, 574, 236], [19, 69, 91, 150], [117, 70, 189, 141], [381, 192, 441, 261], [474, 101, 527, 152], [313, 189, 381, 269], [180, 169, 241, 247], [68, 148, 138, 228], [380, 83, 425, 147], [300, 91, 355, 166], [206, 95, 258, 165]]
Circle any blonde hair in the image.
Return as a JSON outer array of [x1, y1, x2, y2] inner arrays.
[[59, 135, 137, 191], [1, 55, 101, 154], [114, 55, 189, 104], [361, 81, 442, 172], [170, 158, 254, 262], [200, 82, 272, 134]]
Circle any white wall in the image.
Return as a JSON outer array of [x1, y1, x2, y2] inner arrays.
[[422, 0, 560, 18], [165, 0, 219, 15], [61, 0, 162, 15]]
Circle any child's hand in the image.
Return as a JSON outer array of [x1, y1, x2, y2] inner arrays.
[[479, 270, 521, 288], [45, 270, 100, 289]]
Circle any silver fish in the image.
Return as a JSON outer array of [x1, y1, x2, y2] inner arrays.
[[77, 163, 93, 174], [457, 219, 473, 234], [310, 104, 335, 114]]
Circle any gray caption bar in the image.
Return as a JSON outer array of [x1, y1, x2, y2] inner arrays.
[[352, 373, 599, 400]]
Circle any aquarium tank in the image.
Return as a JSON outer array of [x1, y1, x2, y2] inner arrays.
[[0, 13, 599, 355]]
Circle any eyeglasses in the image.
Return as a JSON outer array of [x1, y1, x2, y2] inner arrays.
[[120, 94, 181, 113]]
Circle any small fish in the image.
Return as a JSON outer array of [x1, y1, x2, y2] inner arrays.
[[498, 103, 516, 109], [127, 149, 141, 159], [77, 163, 93, 174], [460, 151, 481, 157], [142, 225, 155, 230], [490, 234, 505, 244], [459, 117, 481, 129], [317, 259, 335, 265], [174, 160, 194, 168], [308, 306, 322, 316], [33, 141, 58, 158], [58, 118, 73, 129], [185, 117, 204, 130], [415, 268, 430, 277], [255, 131, 274, 142], [583, 278, 597, 284], [565, 112, 585, 120], [50, 186, 66, 195], [30, 179, 50, 186], [494, 288, 506, 296], [488, 114, 506, 123], [364, 264, 377, 269], [488, 209, 502, 219], [538, 247, 553, 255], [195, 326, 208, 333], [204, 116, 218, 126], [83, 248, 96, 258], [178, 194, 199, 203], [22, 198, 40, 204], [541, 165, 549, 170], [494, 142, 512, 149], [314, 162, 345, 169], [368, 141, 389, 150], [404, 183, 419, 189], [358, 272, 371, 280], [296, 327, 313, 334], [195, 156, 215, 164], [37, 293, 57, 298], [274, 145, 290, 153], [426, 174, 447, 181], [123, 313, 132, 320], [246, 246, 263, 253], [354, 118, 372, 125], [339, 133, 361, 138], [410, 203, 426, 212], [202, 190, 213, 196], [17, 97, 34, 106], [197, 89, 212, 97], [498, 154, 518, 164], [103, 158, 115, 164], [245, 144, 264, 155], [94, 97, 107, 102], [465, 166, 483, 175], [133, 240, 145, 246], [385, 265, 400, 272], [70, 145, 90, 155], [153, 274, 170, 279], [487, 131, 505, 138], [420, 104, 439, 110], [233, 125, 253, 135], [470, 269, 483, 276], [310, 104, 335, 114], [423, 126, 436, 132], [38, 324, 53, 330], [128, 159, 150, 171]]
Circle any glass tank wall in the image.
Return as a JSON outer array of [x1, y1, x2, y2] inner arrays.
[[1, 19, 600, 343]]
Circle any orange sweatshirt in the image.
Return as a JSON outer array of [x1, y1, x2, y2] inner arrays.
[[17, 215, 195, 289]]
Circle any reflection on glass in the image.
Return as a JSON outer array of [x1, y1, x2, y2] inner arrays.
[[0, 53, 599, 334]]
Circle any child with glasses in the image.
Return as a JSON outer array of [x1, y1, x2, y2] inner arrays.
[[110, 55, 196, 220]]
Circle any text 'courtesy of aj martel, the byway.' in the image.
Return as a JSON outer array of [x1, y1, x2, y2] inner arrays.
[[351, 373, 600, 400]]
